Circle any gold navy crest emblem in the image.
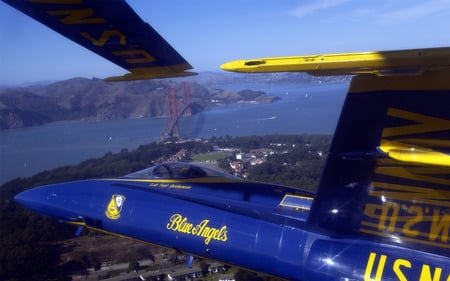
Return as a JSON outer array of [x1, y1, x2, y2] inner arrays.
[[105, 194, 126, 220]]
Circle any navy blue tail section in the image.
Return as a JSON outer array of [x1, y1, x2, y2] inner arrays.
[[308, 69, 450, 257]]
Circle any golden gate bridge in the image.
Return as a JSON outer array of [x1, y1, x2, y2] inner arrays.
[[160, 82, 194, 142]]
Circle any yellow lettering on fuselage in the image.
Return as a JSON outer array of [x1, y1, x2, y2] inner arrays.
[[375, 167, 450, 188], [364, 252, 448, 281], [403, 205, 422, 237], [430, 209, 450, 242], [166, 214, 228, 245], [393, 258, 411, 281], [364, 252, 386, 281], [362, 202, 450, 247], [360, 107, 450, 249], [148, 182, 192, 189], [382, 108, 450, 138], [420, 265, 443, 281]]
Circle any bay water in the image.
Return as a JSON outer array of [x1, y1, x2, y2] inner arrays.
[[0, 82, 348, 184]]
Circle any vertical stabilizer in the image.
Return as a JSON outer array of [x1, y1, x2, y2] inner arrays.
[[308, 69, 450, 257]]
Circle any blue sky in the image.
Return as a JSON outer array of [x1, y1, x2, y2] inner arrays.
[[1, 0, 450, 85]]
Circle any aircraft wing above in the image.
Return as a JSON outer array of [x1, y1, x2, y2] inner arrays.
[[3, 0, 196, 81], [221, 47, 450, 76]]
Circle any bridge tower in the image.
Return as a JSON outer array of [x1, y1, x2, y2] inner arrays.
[[183, 82, 192, 116], [167, 86, 180, 138]]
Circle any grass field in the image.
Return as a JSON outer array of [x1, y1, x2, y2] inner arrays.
[[192, 152, 232, 162]]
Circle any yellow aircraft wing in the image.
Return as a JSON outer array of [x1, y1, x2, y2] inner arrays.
[[221, 47, 450, 76]]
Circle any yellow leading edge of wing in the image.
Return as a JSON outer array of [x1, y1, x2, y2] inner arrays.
[[221, 47, 450, 76], [105, 65, 197, 82]]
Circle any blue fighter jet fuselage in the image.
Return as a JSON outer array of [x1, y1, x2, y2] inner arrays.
[[15, 162, 450, 281]]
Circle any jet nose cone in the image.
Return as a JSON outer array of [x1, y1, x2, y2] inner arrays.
[[14, 186, 56, 214], [14, 189, 30, 206], [14, 181, 97, 222]]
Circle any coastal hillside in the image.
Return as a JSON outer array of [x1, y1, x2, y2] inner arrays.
[[0, 77, 278, 130]]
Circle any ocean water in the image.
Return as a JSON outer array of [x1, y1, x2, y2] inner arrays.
[[0, 82, 348, 184]]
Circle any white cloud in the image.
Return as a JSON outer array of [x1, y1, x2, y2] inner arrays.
[[377, 0, 450, 25], [289, 0, 351, 18]]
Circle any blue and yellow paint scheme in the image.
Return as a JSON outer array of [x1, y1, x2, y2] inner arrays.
[[2, 0, 195, 80], [221, 49, 450, 279], [14, 68, 450, 280], [8, 1, 450, 280]]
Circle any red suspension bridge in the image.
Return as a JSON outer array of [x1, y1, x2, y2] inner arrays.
[[160, 82, 193, 142]]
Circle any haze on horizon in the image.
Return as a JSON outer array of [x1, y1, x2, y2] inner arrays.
[[1, 0, 450, 85]]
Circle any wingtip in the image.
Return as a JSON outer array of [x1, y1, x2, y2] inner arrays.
[[220, 60, 258, 72], [220, 61, 240, 72]]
